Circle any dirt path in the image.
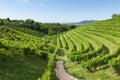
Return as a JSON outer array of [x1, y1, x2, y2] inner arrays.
[[55, 61, 78, 80]]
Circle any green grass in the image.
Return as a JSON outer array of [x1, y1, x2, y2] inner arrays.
[[53, 16, 120, 80], [0, 55, 48, 80], [1, 15, 120, 80], [64, 59, 120, 80]]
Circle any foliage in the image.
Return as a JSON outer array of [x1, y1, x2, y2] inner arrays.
[[39, 48, 58, 80], [1, 18, 76, 37], [51, 14, 120, 78], [0, 26, 56, 80], [109, 58, 120, 72], [0, 20, 3, 25], [1, 14, 120, 80]]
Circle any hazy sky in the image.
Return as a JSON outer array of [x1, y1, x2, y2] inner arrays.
[[0, 0, 120, 22]]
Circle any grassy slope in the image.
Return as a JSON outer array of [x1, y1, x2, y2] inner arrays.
[[4, 24, 45, 37], [0, 55, 48, 80], [0, 26, 49, 80], [55, 18, 120, 80], [1, 16, 120, 80]]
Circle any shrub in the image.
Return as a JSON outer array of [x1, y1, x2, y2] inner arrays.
[[23, 47, 35, 57], [109, 58, 120, 73]]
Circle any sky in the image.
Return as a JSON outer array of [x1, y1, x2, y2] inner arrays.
[[0, 0, 120, 23]]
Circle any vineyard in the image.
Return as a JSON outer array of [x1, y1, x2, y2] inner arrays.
[[51, 17, 120, 80], [0, 26, 58, 80], [0, 15, 120, 80]]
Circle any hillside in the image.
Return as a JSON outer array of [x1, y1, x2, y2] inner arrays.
[[0, 14, 120, 80], [0, 18, 76, 37], [0, 26, 58, 80], [51, 15, 120, 80], [0, 17, 76, 80]]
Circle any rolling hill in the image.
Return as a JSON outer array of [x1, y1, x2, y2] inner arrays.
[[0, 14, 120, 80], [51, 15, 120, 80]]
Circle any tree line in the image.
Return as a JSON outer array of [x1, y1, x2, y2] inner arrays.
[[0, 18, 76, 36]]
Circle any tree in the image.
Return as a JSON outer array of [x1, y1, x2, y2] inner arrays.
[[7, 17, 10, 22], [70, 25, 76, 29], [33, 22, 41, 31], [0, 20, 3, 25], [25, 19, 34, 25], [112, 14, 118, 18]]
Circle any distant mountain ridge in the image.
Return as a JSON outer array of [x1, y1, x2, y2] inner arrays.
[[66, 20, 97, 25]]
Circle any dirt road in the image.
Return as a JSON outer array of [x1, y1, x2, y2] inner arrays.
[[55, 61, 78, 80]]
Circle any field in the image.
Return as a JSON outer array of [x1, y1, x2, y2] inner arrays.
[[0, 26, 58, 80], [52, 17, 120, 80], [0, 15, 120, 80]]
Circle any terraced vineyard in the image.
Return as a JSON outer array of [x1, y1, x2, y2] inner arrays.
[[51, 18, 120, 80], [1, 16, 120, 80], [0, 26, 58, 80]]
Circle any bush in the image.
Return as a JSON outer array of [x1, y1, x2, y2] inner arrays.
[[0, 42, 4, 48], [23, 47, 35, 57], [39, 48, 58, 80], [0, 20, 3, 25], [40, 51, 48, 59], [109, 58, 120, 73]]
